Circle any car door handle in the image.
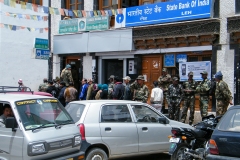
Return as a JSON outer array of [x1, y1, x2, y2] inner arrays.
[[142, 127, 148, 131], [105, 127, 111, 131]]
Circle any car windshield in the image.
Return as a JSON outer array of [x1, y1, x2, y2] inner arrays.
[[15, 99, 74, 130], [218, 108, 240, 132]]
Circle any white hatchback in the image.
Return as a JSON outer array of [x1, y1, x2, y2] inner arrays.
[[65, 100, 192, 160]]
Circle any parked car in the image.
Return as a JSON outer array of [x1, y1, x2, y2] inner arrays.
[[0, 94, 84, 160], [207, 105, 240, 160], [65, 100, 193, 160], [0, 86, 52, 97]]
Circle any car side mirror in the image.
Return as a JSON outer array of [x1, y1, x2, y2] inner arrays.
[[6, 117, 18, 132], [158, 117, 168, 124]]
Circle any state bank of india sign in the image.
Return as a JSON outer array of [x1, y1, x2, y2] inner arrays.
[[115, 0, 212, 28]]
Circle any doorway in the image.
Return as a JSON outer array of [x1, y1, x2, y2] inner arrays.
[[104, 59, 123, 84]]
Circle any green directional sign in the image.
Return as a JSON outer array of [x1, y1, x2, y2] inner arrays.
[[35, 38, 49, 49]]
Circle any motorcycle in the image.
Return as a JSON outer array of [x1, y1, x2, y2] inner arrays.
[[168, 114, 222, 160]]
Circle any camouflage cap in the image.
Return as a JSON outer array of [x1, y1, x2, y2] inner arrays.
[[200, 71, 208, 75], [172, 77, 179, 81], [136, 75, 145, 81], [162, 68, 167, 72], [188, 72, 193, 76], [108, 75, 115, 80], [55, 76, 60, 81]]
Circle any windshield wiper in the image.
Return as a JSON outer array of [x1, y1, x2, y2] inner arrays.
[[32, 122, 61, 132], [59, 120, 74, 125]]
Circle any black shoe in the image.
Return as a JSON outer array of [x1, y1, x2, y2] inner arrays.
[[189, 122, 193, 125]]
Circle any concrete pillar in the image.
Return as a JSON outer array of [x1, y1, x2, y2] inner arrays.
[[51, 0, 61, 79], [218, 0, 235, 102], [84, 0, 94, 10], [83, 53, 93, 79]]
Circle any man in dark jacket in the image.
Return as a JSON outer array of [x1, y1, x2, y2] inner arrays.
[[46, 80, 58, 98], [58, 81, 66, 106], [112, 76, 125, 100]]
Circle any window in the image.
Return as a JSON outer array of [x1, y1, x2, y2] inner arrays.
[[99, 0, 119, 10], [101, 105, 132, 122], [66, 0, 84, 10], [236, 0, 240, 14], [65, 104, 86, 123], [23, 0, 42, 5], [218, 109, 240, 132], [139, 0, 170, 5], [131, 105, 162, 123]]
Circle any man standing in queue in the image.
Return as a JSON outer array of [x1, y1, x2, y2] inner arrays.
[[158, 68, 172, 113], [196, 71, 211, 118], [181, 72, 198, 125], [131, 75, 149, 103], [214, 71, 233, 116], [166, 77, 183, 121]]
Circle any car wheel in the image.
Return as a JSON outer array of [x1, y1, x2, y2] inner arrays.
[[86, 148, 108, 160]]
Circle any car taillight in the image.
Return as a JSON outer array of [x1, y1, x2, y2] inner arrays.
[[77, 124, 85, 140], [209, 139, 219, 155], [171, 129, 180, 136]]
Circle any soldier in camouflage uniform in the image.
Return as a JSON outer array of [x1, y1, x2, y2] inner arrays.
[[166, 77, 183, 121], [181, 72, 198, 125], [158, 68, 172, 113], [214, 71, 233, 116], [196, 71, 211, 118], [38, 78, 48, 92], [60, 64, 73, 87], [131, 75, 149, 103], [108, 75, 115, 99]]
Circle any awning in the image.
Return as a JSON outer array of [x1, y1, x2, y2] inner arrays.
[[53, 29, 133, 54]]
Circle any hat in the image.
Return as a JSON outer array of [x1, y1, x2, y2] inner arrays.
[[200, 71, 208, 75], [66, 64, 71, 69], [55, 76, 60, 81], [18, 79, 23, 83], [214, 71, 223, 79], [136, 75, 145, 81], [108, 75, 115, 80], [172, 77, 179, 81], [188, 72, 193, 76], [87, 79, 93, 83], [123, 76, 131, 81], [162, 68, 167, 72]]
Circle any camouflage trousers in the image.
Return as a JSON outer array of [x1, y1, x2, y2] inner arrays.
[[168, 98, 181, 121], [162, 91, 168, 113], [181, 95, 195, 123], [216, 99, 229, 116], [199, 96, 209, 118]]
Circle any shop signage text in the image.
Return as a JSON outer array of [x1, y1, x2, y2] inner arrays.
[[59, 16, 109, 34], [115, 0, 212, 28]]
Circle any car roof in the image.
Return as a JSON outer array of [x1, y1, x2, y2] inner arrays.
[[69, 100, 144, 105], [0, 93, 55, 102]]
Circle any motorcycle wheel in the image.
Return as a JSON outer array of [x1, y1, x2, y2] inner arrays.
[[171, 143, 190, 160]]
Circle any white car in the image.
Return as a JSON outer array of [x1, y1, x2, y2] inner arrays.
[[65, 100, 192, 160]]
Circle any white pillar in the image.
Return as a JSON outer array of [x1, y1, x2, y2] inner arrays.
[[83, 53, 93, 79], [51, 0, 61, 79], [84, 0, 94, 11], [218, 0, 235, 101]]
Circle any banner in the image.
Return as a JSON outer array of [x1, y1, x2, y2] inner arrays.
[[115, 0, 212, 28], [179, 61, 211, 81]]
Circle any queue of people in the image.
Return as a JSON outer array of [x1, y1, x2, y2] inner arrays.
[[36, 63, 233, 125]]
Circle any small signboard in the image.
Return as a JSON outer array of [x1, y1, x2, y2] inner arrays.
[[34, 38, 49, 49], [59, 16, 109, 34], [34, 49, 50, 60], [176, 54, 187, 63], [164, 54, 175, 67]]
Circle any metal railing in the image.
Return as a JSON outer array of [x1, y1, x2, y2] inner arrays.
[[0, 86, 34, 94]]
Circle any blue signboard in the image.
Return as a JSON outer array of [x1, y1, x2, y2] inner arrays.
[[164, 54, 175, 67], [35, 49, 50, 60], [125, 0, 212, 27], [176, 54, 187, 63]]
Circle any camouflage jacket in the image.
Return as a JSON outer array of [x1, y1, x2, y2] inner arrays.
[[215, 80, 232, 102], [167, 84, 183, 101], [183, 80, 198, 96], [38, 83, 48, 92], [60, 69, 73, 86], [108, 82, 115, 98], [131, 82, 149, 102], [158, 74, 171, 91], [196, 78, 211, 95]]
